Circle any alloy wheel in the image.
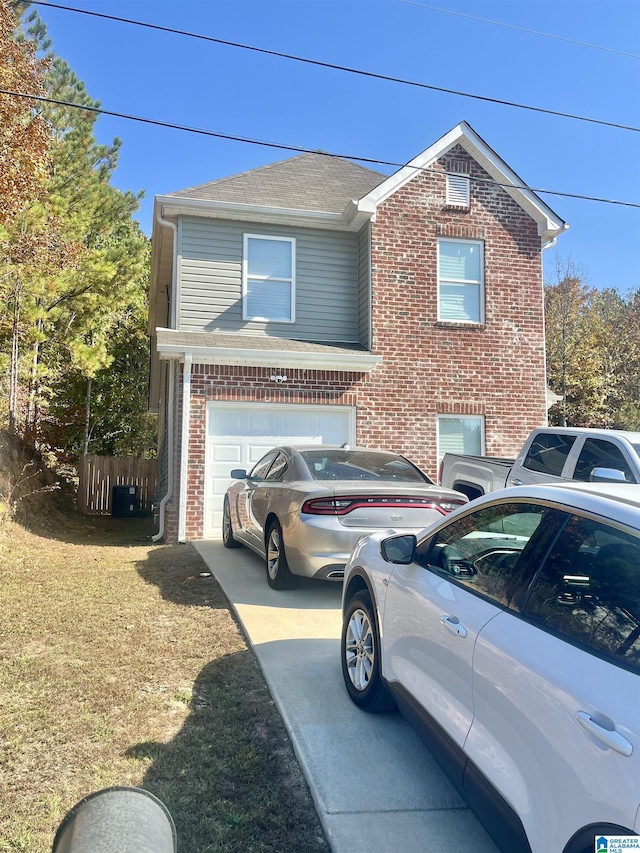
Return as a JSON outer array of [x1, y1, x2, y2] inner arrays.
[[267, 528, 281, 580], [344, 607, 375, 692]]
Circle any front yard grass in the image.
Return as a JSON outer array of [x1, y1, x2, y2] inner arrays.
[[0, 514, 329, 853]]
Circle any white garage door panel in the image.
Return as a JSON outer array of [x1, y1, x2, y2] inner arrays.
[[204, 403, 354, 538], [212, 444, 243, 463]]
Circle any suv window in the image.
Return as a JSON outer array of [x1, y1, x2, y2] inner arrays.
[[525, 514, 640, 672], [573, 438, 636, 483], [416, 502, 553, 609], [523, 433, 576, 476]]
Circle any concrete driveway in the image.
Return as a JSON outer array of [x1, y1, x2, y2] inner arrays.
[[194, 539, 499, 853]]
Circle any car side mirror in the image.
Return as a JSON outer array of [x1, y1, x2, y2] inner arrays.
[[381, 533, 417, 564], [590, 467, 627, 483], [230, 469, 247, 480]]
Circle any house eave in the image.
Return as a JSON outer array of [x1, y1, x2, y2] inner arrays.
[[155, 194, 368, 232], [156, 341, 381, 373]]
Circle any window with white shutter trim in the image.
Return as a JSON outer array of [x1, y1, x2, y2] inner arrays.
[[243, 235, 295, 322], [437, 238, 484, 323], [446, 174, 470, 207], [437, 415, 484, 461]]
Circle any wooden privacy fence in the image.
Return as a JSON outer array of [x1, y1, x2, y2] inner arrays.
[[78, 455, 157, 515]]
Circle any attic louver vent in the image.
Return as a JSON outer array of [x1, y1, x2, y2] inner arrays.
[[446, 174, 470, 207]]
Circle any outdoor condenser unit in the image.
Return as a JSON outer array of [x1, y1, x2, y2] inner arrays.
[[111, 484, 139, 518]]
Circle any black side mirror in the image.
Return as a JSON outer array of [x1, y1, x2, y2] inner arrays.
[[381, 533, 417, 564], [52, 787, 176, 853], [230, 469, 247, 480]]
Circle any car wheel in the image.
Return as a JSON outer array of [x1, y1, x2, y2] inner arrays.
[[222, 497, 242, 549], [341, 590, 396, 712], [265, 520, 299, 590]]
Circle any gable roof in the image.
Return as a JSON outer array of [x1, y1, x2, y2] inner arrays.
[[356, 121, 567, 244], [170, 152, 386, 214], [156, 123, 566, 243]]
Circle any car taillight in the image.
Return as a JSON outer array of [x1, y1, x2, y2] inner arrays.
[[438, 499, 467, 513], [301, 496, 466, 516], [301, 498, 354, 515]]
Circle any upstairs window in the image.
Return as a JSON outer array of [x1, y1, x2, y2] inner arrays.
[[438, 238, 484, 324], [446, 174, 470, 207], [243, 235, 295, 323]]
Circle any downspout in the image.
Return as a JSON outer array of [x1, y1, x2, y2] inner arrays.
[[152, 207, 178, 542], [540, 232, 559, 426], [178, 351, 192, 544], [151, 360, 174, 542]]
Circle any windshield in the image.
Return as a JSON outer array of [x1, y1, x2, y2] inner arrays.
[[633, 444, 640, 458], [300, 450, 431, 483]]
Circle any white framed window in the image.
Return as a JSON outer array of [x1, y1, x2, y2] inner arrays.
[[243, 234, 295, 322], [437, 415, 485, 461], [446, 174, 470, 207], [437, 238, 484, 324]]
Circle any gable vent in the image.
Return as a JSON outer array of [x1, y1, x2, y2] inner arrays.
[[446, 174, 470, 207]]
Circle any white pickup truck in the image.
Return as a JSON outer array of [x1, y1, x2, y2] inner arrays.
[[439, 427, 640, 500]]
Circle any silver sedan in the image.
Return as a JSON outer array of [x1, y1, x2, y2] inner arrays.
[[222, 445, 467, 589]]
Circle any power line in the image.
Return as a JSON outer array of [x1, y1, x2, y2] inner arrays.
[[29, 0, 640, 135], [397, 0, 640, 60], [2, 87, 639, 210]]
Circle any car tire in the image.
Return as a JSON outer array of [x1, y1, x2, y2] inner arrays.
[[265, 520, 299, 590], [341, 590, 396, 712], [222, 497, 243, 549]]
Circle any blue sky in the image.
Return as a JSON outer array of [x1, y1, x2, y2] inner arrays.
[[31, 0, 640, 292]]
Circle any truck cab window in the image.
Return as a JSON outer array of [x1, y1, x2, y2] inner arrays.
[[523, 433, 576, 476], [573, 438, 636, 483]]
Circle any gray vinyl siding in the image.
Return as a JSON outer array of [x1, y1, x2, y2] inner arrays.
[[357, 223, 371, 348], [178, 217, 360, 342]]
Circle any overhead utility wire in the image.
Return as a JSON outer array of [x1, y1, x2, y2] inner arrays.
[[397, 0, 640, 60], [29, 1, 640, 135], [3, 87, 639, 210]]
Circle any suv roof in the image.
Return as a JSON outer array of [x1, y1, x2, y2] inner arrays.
[[484, 481, 640, 529]]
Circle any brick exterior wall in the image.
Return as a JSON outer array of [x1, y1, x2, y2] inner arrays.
[[361, 145, 547, 473], [168, 145, 549, 541], [181, 365, 365, 539]]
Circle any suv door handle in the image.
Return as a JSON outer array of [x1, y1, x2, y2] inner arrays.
[[440, 615, 468, 638], [575, 711, 633, 756], [510, 478, 523, 486]]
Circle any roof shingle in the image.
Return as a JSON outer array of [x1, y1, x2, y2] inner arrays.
[[169, 153, 386, 213]]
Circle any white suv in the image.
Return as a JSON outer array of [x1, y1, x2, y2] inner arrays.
[[341, 482, 640, 853]]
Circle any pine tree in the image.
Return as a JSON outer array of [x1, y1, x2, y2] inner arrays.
[[1, 3, 154, 459]]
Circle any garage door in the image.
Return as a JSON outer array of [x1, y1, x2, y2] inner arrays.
[[204, 402, 355, 538]]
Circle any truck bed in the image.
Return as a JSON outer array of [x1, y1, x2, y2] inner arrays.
[[439, 453, 515, 500]]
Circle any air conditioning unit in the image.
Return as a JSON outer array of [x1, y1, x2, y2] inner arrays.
[[112, 485, 139, 518]]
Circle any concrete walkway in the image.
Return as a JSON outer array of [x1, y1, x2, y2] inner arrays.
[[194, 540, 499, 853]]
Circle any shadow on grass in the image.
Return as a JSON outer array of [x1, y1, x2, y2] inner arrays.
[[136, 540, 234, 612], [127, 652, 329, 853], [15, 494, 159, 546], [128, 531, 330, 850]]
